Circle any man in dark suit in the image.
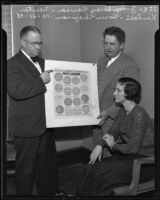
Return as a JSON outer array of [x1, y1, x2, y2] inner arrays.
[[7, 26, 59, 195], [92, 26, 139, 157]]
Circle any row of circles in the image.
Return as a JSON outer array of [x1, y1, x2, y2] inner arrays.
[[54, 73, 88, 84], [56, 104, 90, 115], [55, 84, 88, 95], [60, 95, 89, 107]]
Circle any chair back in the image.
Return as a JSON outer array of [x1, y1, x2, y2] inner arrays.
[[139, 118, 154, 157]]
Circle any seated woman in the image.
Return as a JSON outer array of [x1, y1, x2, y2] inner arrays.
[[77, 77, 154, 196]]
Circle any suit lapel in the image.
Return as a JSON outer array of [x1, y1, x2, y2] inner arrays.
[[99, 53, 125, 98], [17, 51, 44, 76]]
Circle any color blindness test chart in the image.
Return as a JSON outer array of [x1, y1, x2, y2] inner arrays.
[[45, 60, 100, 127]]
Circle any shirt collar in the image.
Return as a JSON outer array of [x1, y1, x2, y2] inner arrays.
[[21, 49, 42, 74], [106, 52, 121, 68], [110, 52, 121, 63], [21, 49, 34, 62]]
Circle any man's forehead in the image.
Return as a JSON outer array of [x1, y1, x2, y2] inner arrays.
[[104, 35, 117, 41], [23, 31, 41, 40]]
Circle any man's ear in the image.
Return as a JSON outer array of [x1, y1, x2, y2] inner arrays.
[[20, 39, 25, 48], [120, 42, 125, 51]]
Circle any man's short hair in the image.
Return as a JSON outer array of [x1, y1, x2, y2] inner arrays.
[[118, 77, 141, 104], [103, 26, 126, 44], [20, 26, 41, 39]]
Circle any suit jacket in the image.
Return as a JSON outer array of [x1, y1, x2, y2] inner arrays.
[[97, 52, 139, 119], [7, 50, 47, 137]]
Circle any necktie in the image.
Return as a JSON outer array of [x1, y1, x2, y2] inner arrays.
[[105, 56, 111, 70], [30, 56, 42, 73], [30, 56, 39, 63]]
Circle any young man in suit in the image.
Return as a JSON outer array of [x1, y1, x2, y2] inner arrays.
[[7, 26, 61, 196], [93, 26, 139, 154]]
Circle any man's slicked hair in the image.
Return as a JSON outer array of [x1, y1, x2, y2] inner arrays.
[[103, 26, 126, 44], [20, 25, 41, 39]]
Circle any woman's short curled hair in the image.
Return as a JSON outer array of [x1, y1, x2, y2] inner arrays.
[[20, 26, 41, 39], [118, 77, 141, 104]]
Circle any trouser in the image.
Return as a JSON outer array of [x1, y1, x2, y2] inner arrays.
[[14, 129, 59, 195]]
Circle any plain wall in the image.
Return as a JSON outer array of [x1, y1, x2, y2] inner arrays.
[[35, 5, 82, 62], [8, 4, 158, 151]]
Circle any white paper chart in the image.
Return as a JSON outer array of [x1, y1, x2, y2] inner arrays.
[[45, 60, 100, 127]]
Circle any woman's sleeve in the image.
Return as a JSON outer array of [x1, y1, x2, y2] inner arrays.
[[112, 111, 145, 154], [98, 110, 121, 147]]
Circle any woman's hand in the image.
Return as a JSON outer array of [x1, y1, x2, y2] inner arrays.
[[89, 145, 102, 165], [103, 134, 116, 149], [97, 110, 108, 126]]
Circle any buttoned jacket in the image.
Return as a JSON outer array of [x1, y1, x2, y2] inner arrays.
[[7, 51, 46, 137]]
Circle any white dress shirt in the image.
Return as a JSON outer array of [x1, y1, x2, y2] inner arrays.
[[106, 52, 121, 68], [21, 49, 42, 74]]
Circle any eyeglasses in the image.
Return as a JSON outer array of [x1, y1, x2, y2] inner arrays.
[[25, 40, 43, 46]]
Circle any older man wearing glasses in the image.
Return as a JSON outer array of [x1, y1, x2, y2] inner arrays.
[[7, 25, 61, 196]]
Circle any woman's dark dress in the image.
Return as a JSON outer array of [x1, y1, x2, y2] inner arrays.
[[77, 105, 154, 196]]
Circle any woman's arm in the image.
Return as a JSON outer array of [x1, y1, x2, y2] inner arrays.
[[111, 111, 145, 154]]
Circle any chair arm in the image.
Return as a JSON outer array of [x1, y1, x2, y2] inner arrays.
[[133, 156, 154, 165], [113, 156, 154, 195]]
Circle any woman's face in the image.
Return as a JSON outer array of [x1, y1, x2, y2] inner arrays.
[[113, 82, 126, 103]]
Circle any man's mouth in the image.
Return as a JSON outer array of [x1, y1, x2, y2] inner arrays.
[[105, 51, 112, 54]]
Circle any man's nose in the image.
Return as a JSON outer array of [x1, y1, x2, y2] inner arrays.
[[36, 44, 41, 49], [104, 41, 111, 49], [106, 44, 111, 50]]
